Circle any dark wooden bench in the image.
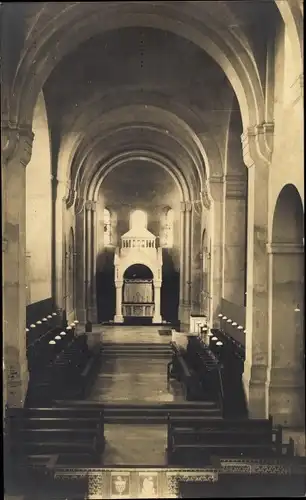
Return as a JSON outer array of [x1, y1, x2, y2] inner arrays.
[[8, 408, 105, 456], [167, 415, 287, 464], [169, 442, 278, 466], [169, 343, 205, 401], [18, 437, 100, 460]]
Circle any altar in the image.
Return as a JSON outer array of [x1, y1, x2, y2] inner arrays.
[[113, 226, 163, 324]]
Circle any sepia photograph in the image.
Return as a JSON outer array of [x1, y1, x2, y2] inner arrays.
[[1, 1, 304, 499]]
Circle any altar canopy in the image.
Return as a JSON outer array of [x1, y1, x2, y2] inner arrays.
[[123, 280, 153, 303]]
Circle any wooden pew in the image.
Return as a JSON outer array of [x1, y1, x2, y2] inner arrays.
[[8, 407, 105, 468], [170, 343, 204, 401], [167, 415, 287, 466]]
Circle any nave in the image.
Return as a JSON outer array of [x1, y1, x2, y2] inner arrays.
[[2, 1, 304, 498]]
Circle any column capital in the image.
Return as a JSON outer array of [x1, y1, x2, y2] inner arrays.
[[241, 122, 274, 168], [185, 200, 192, 212], [1, 124, 34, 166], [85, 200, 94, 211], [115, 281, 123, 288], [224, 174, 247, 199], [180, 201, 186, 213], [208, 176, 224, 202]]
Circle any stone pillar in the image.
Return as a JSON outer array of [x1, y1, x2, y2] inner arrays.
[[267, 242, 305, 426], [25, 251, 31, 305], [2, 126, 33, 407], [75, 201, 86, 323], [178, 202, 186, 324], [191, 204, 202, 315], [241, 123, 274, 418], [85, 201, 92, 327], [89, 201, 98, 323], [184, 201, 192, 307], [223, 175, 247, 306], [209, 177, 224, 327], [200, 186, 213, 321], [114, 281, 124, 323], [179, 200, 192, 330], [153, 282, 162, 323], [54, 181, 66, 324]]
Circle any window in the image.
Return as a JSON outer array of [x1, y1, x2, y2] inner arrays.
[[130, 210, 147, 229], [162, 208, 174, 248], [104, 208, 111, 245]]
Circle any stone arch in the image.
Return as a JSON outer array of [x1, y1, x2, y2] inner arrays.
[[275, 0, 303, 74], [62, 103, 210, 200], [11, 4, 265, 131], [25, 90, 52, 305], [123, 264, 153, 280], [117, 254, 159, 283], [268, 183, 304, 427], [91, 152, 189, 205]]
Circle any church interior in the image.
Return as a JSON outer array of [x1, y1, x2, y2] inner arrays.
[[1, 1, 305, 499]]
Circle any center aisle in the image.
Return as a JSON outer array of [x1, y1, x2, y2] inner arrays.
[[87, 325, 185, 465]]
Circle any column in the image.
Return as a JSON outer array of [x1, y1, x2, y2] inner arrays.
[[184, 200, 192, 309], [223, 175, 247, 305], [267, 243, 304, 426], [178, 202, 186, 323], [54, 180, 66, 325], [89, 201, 98, 323], [153, 282, 162, 323], [2, 126, 33, 407], [75, 202, 86, 323], [200, 186, 212, 320], [25, 251, 31, 305], [209, 176, 224, 327], [85, 201, 92, 327], [241, 123, 273, 418], [114, 281, 123, 323], [191, 205, 202, 315]]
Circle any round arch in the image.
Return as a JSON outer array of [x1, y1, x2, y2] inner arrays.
[[12, 4, 265, 131], [269, 183, 304, 427], [123, 264, 153, 280], [91, 151, 190, 205]]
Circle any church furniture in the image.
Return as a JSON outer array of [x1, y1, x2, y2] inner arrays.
[[185, 334, 247, 418], [25, 332, 100, 405], [169, 342, 205, 401], [166, 415, 292, 466]]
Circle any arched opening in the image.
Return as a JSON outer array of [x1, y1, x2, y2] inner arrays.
[[104, 208, 112, 246], [269, 184, 304, 427], [161, 207, 174, 248], [123, 264, 154, 325]]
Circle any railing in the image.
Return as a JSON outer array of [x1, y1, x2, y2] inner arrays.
[[121, 237, 156, 249]]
